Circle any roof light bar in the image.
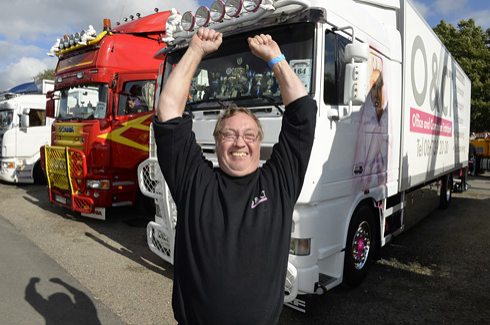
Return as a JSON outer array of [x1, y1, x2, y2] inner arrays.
[[155, 1, 312, 50], [195, 6, 210, 27], [225, 0, 242, 18], [210, 0, 226, 22], [182, 11, 195, 31], [243, 0, 262, 12]]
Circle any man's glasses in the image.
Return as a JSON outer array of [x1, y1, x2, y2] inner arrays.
[[219, 131, 258, 143]]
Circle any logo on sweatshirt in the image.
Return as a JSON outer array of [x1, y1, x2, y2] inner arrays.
[[251, 190, 268, 209]]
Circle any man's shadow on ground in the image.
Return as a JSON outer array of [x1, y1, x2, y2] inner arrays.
[[25, 277, 101, 325]]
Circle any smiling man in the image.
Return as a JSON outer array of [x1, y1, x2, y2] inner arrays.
[[212, 105, 264, 177], [154, 28, 317, 324]]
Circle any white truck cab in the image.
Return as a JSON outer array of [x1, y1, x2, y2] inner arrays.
[[0, 80, 54, 183], [138, 0, 471, 312]]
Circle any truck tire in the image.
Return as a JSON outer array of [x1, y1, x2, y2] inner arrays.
[[439, 174, 452, 209], [343, 205, 376, 288], [33, 161, 47, 185]]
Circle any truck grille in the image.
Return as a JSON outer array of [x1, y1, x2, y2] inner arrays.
[[44, 146, 70, 190], [42, 145, 93, 213]]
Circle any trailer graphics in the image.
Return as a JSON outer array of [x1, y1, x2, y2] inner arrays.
[[353, 53, 391, 192], [42, 10, 171, 220], [138, 0, 471, 312]]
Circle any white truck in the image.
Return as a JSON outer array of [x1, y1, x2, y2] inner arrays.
[[0, 79, 54, 183], [138, 0, 471, 311]]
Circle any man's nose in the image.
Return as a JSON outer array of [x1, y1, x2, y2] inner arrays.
[[234, 134, 246, 145]]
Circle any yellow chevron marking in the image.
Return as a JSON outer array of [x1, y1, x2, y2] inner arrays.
[[97, 115, 151, 151]]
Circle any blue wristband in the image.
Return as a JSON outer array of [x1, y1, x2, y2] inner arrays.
[[268, 54, 285, 68]]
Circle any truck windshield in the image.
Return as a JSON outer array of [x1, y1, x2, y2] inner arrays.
[[164, 23, 315, 110], [0, 110, 14, 131], [57, 83, 109, 120]]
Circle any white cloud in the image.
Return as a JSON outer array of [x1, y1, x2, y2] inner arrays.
[[411, 0, 432, 20], [434, 0, 468, 16], [463, 9, 490, 30], [0, 0, 199, 42], [0, 57, 56, 92], [0, 0, 200, 92]]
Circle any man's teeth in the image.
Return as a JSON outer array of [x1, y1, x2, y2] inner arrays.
[[232, 152, 247, 157]]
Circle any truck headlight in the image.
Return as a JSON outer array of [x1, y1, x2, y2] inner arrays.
[[290, 238, 311, 256], [86, 179, 110, 190], [3, 162, 15, 169]]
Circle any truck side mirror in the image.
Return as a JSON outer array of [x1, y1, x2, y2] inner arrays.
[[327, 42, 370, 121], [46, 98, 56, 118], [21, 108, 30, 128], [343, 43, 369, 105], [46, 90, 56, 118]]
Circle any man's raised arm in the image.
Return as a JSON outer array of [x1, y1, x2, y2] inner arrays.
[[247, 34, 308, 106], [157, 28, 222, 122]]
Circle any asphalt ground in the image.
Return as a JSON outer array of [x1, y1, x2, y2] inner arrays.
[[0, 172, 489, 324], [0, 215, 125, 325]]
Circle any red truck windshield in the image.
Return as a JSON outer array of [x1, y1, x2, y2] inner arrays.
[[57, 83, 109, 120]]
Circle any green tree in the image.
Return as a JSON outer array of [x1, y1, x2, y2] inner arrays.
[[33, 69, 55, 83], [433, 19, 490, 132]]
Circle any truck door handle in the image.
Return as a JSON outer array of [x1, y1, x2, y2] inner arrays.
[[354, 165, 364, 175]]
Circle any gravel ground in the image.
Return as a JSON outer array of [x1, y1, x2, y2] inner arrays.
[[1, 173, 489, 324]]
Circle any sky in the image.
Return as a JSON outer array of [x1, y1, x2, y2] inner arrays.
[[0, 0, 488, 92]]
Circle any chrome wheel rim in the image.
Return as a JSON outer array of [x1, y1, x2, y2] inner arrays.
[[351, 221, 371, 269]]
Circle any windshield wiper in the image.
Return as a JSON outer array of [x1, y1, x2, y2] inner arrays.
[[189, 98, 231, 111]]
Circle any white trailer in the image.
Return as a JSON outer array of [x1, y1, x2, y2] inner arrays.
[[0, 80, 54, 183], [138, 0, 471, 311]]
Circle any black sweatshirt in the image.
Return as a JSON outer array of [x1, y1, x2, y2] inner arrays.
[[153, 95, 317, 325]]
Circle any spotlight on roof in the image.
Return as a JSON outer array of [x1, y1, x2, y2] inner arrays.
[[210, 0, 226, 22], [225, 0, 242, 18], [181, 11, 195, 31], [195, 6, 210, 27]]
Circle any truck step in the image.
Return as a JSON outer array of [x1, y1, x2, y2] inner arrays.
[[319, 273, 337, 287]]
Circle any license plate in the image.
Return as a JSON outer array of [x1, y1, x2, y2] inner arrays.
[[55, 194, 67, 205]]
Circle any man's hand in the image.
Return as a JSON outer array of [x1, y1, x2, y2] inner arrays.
[[157, 28, 223, 122], [248, 33, 307, 106], [189, 28, 223, 58], [247, 34, 282, 62]]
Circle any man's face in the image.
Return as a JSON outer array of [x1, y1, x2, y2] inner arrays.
[[128, 96, 136, 108], [216, 112, 261, 177]]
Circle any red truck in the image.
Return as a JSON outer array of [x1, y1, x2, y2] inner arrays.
[[41, 9, 171, 219]]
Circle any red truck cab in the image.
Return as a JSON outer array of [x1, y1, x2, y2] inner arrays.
[[42, 10, 171, 219]]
